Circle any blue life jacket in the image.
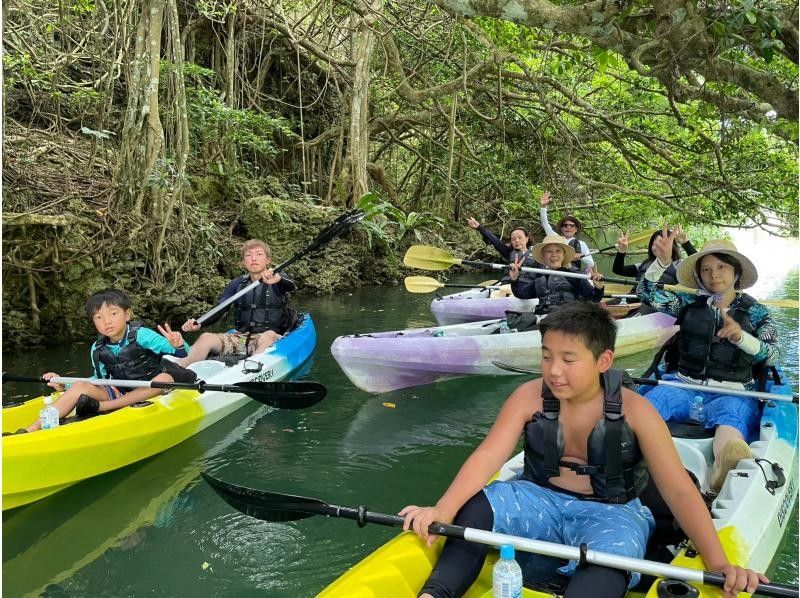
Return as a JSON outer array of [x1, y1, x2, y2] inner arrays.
[[522, 369, 649, 504]]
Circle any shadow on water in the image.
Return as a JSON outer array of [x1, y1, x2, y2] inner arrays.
[[1, 237, 797, 596]]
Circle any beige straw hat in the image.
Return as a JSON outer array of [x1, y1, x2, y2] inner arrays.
[[532, 235, 576, 266], [676, 239, 758, 290]]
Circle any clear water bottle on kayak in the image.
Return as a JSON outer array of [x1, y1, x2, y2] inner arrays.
[[493, 544, 522, 598], [689, 394, 705, 424], [40, 396, 60, 430], [499, 320, 511, 334]]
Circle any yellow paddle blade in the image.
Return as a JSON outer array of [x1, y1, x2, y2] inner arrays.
[[761, 298, 799, 309], [604, 282, 634, 295], [403, 245, 463, 271], [627, 228, 658, 247], [403, 276, 445, 294]]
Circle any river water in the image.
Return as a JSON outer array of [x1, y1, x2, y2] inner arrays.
[[2, 231, 798, 596]]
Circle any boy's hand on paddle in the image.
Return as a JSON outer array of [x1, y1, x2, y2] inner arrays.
[[261, 268, 281, 285], [717, 312, 743, 344], [399, 504, 451, 547], [182, 318, 201, 333], [617, 232, 629, 253], [540, 190, 551, 207], [713, 563, 768, 597], [158, 323, 185, 348], [466, 217, 480, 229], [42, 372, 65, 391]]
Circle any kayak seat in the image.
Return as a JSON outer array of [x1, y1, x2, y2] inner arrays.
[[631, 468, 703, 592]]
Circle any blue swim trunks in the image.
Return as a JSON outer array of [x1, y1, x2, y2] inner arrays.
[[640, 374, 761, 442], [483, 478, 655, 587]]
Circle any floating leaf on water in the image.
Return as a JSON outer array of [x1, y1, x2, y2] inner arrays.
[[382, 402, 396, 408]]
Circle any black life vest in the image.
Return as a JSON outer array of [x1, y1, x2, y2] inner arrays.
[[675, 294, 757, 383], [532, 269, 578, 314], [92, 322, 161, 381], [522, 369, 649, 504], [567, 238, 582, 269], [636, 258, 679, 285], [232, 276, 289, 334]]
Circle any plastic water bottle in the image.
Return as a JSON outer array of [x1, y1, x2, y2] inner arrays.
[[499, 321, 511, 334], [40, 396, 60, 430], [493, 544, 522, 598], [689, 394, 705, 424]]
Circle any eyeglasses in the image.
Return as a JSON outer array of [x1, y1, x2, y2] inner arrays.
[[561, 222, 577, 228]]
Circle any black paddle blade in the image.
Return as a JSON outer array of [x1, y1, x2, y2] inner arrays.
[[2, 372, 45, 384], [492, 361, 539, 375], [233, 381, 327, 409], [202, 473, 330, 522]]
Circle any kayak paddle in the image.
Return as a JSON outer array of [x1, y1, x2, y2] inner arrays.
[[589, 229, 658, 255], [405, 276, 640, 302], [658, 284, 799, 309], [490, 362, 799, 403], [404, 276, 500, 294], [1, 373, 327, 409], [403, 245, 634, 284], [196, 208, 366, 325], [201, 477, 799, 598]]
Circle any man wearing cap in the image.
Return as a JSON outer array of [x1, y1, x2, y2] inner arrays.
[[539, 191, 595, 272], [636, 227, 781, 494], [508, 234, 605, 315]]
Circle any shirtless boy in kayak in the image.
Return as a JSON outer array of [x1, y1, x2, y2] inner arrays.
[[400, 300, 766, 598]]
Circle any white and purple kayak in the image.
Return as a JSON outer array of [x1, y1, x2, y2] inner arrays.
[[430, 287, 538, 325], [331, 312, 677, 393], [430, 287, 642, 326]]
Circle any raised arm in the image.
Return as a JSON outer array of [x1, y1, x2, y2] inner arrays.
[[539, 191, 557, 236]]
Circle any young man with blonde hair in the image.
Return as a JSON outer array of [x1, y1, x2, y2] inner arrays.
[[169, 239, 296, 370]]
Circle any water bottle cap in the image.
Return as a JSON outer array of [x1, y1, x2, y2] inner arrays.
[[499, 544, 515, 560], [44, 396, 53, 405]]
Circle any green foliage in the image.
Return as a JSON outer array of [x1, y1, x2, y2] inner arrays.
[[179, 62, 298, 167], [356, 192, 446, 252], [706, 0, 785, 61]]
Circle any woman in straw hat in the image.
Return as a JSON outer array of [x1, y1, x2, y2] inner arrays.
[[539, 190, 595, 271], [636, 225, 781, 493], [509, 234, 605, 315]]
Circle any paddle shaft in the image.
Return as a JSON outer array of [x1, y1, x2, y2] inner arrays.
[[201, 477, 797, 598], [460, 260, 632, 285], [488, 362, 799, 402]]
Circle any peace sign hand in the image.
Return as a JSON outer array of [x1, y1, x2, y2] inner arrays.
[[158, 323, 185, 348], [509, 255, 523, 281], [617, 232, 629, 253], [652, 223, 676, 265]]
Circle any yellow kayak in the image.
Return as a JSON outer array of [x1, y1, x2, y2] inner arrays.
[[2, 314, 316, 510], [319, 373, 798, 597]]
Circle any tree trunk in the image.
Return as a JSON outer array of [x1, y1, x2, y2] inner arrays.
[[346, 0, 382, 205]]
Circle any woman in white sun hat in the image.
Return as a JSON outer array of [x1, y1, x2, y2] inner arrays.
[[508, 234, 605, 315], [636, 225, 781, 493]]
